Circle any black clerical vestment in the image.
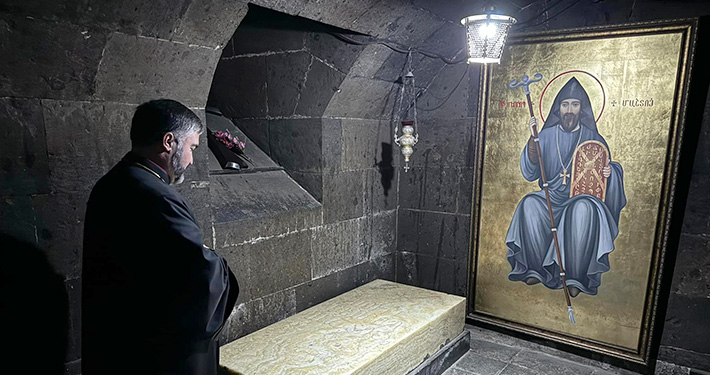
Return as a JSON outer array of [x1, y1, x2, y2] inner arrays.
[[82, 152, 238, 375]]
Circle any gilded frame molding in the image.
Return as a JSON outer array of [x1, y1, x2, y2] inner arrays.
[[466, 19, 700, 372]]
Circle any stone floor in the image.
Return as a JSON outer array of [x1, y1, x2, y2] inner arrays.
[[442, 325, 693, 375]]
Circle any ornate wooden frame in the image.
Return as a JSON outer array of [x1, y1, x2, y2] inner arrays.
[[467, 19, 703, 374]]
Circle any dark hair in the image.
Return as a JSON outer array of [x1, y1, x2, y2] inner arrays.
[[130, 99, 203, 148]]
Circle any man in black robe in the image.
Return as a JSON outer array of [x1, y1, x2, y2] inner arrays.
[[82, 99, 238, 375]]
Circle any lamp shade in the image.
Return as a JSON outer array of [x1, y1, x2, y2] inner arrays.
[[460, 13, 516, 64]]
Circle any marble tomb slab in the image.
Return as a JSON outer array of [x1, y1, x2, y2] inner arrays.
[[220, 279, 466, 375]]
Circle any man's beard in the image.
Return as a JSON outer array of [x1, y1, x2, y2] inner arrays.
[[170, 145, 186, 185], [562, 113, 578, 131]]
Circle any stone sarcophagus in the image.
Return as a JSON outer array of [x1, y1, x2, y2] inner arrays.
[[569, 140, 609, 201]]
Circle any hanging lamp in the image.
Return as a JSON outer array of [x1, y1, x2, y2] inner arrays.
[[461, 5, 516, 64], [394, 51, 419, 172]]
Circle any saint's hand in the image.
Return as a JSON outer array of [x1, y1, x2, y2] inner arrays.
[[603, 165, 611, 178], [529, 117, 538, 137]]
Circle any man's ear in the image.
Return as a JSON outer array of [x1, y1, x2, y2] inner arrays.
[[162, 132, 175, 153]]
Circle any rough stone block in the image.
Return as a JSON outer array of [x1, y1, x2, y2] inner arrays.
[[218, 300, 250, 344], [324, 77, 395, 119], [226, 230, 312, 301], [398, 210, 470, 262], [669, 233, 710, 299], [418, 23, 466, 63], [340, 119, 384, 171], [297, 0, 380, 30], [321, 118, 343, 174], [0, 98, 49, 196], [662, 292, 710, 357], [231, 118, 270, 155], [173, 181, 212, 247], [406, 118, 474, 170], [681, 174, 710, 235], [417, 63, 471, 120], [210, 171, 321, 225], [357, 253, 396, 285], [42, 100, 134, 195], [172, 0, 248, 47], [0, 195, 37, 245], [266, 51, 312, 117], [374, 48, 445, 87], [361, 210, 397, 260], [0, 15, 106, 100], [209, 56, 267, 118], [249, 0, 310, 16], [364, 167, 398, 215], [349, 45, 395, 79], [32, 192, 87, 279], [311, 218, 365, 279], [659, 345, 710, 372], [305, 32, 364, 73], [231, 24, 305, 56], [294, 58, 346, 117], [269, 118, 323, 173], [95, 32, 221, 107], [458, 167, 474, 215], [351, 1, 443, 45], [286, 171, 323, 202], [397, 252, 467, 296], [691, 93, 710, 175], [213, 202, 321, 250], [0, 0, 85, 24], [322, 169, 365, 224], [294, 264, 358, 312], [399, 167, 460, 213], [241, 287, 297, 337], [80, 0, 188, 39]]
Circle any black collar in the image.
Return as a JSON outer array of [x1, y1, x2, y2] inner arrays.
[[123, 152, 170, 184]]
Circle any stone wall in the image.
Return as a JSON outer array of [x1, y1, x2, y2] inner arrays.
[[0, 1, 448, 373]]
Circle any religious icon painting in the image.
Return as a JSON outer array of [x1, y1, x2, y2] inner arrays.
[[468, 20, 702, 372]]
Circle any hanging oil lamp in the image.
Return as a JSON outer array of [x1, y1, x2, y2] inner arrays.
[[394, 53, 419, 172]]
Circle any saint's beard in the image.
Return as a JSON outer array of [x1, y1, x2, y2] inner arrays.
[[169, 145, 186, 185], [562, 113, 578, 131]]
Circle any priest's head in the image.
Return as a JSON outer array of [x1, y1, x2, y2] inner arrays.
[[130, 99, 203, 184], [543, 76, 599, 134]]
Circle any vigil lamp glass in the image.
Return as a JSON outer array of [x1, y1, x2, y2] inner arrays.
[[460, 13, 516, 64]]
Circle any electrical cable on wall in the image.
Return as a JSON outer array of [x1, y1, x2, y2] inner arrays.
[[330, 32, 467, 65]]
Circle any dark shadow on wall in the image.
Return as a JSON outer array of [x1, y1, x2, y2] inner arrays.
[[377, 142, 394, 196], [0, 233, 68, 374]]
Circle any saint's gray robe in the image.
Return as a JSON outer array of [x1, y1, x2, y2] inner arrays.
[[505, 124, 626, 295]]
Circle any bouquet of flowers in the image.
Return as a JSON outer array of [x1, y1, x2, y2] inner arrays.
[[212, 130, 251, 162]]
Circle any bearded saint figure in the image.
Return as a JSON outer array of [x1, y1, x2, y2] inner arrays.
[[505, 77, 627, 297]]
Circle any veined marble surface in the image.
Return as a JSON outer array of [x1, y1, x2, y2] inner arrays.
[[220, 279, 466, 375]]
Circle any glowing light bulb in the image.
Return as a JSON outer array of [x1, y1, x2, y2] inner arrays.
[[478, 22, 497, 40]]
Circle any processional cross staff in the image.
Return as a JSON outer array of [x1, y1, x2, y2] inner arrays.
[[509, 73, 576, 324]]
